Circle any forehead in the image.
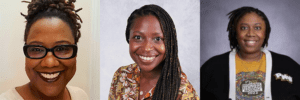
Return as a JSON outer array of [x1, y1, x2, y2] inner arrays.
[[26, 17, 74, 45], [130, 15, 162, 33], [238, 12, 265, 24]]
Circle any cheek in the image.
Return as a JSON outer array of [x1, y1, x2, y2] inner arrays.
[[61, 58, 76, 79], [156, 44, 165, 54], [25, 58, 39, 71], [25, 58, 40, 80], [62, 58, 76, 69], [257, 32, 265, 38], [129, 42, 139, 53]]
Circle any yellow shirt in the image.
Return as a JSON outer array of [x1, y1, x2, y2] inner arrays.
[[236, 53, 266, 74], [235, 53, 266, 99]]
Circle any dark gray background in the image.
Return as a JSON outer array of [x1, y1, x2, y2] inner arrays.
[[201, 0, 300, 66]]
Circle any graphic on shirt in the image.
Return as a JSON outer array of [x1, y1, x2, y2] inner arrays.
[[235, 53, 266, 100], [240, 79, 264, 96], [236, 71, 265, 99]]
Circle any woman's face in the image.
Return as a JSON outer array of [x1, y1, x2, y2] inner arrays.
[[129, 15, 165, 72], [25, 17, 76, 97], [236, 12, 266, 54]]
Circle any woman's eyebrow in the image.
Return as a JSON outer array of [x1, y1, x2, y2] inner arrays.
[[132, 31, 143, 34], [55, 40, 72, 44], [27, 41, 43, 45], [255, 23, 262, 25], [240, 23, 249, 25]]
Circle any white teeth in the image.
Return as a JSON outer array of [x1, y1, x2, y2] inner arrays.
[[40, 72, 60, 79], [139, 55, 155, 61], [246, 41, 256, 44]]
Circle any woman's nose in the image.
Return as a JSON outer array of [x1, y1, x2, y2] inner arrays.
[[144, 40, 154, 51], [40, 52, 59, 68], [246, 28, 255, 37]]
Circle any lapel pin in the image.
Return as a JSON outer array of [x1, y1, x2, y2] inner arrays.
[[274, 73, 293, 84]]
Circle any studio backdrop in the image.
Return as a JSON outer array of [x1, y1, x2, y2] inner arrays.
[[100, 0, 200, 99], [201, 0, 300, 66]]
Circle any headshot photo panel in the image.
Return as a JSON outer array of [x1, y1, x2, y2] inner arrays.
[[200, 0, 300, 99], [0, 0, 100, 99], [100, 0, 200, 100]]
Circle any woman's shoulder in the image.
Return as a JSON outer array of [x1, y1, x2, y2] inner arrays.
[[205, 51, 230, 63], [201, 51, 231, 70], [0, 88, 23, 100], [67, 86, 89, 100], [270, 51, 300, 67], [177, 72, 200, 100], [114, 63, 139, 74]]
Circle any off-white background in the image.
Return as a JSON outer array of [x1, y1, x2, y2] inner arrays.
[[100, 0, 200, 99], [0, 0, 100, 99]]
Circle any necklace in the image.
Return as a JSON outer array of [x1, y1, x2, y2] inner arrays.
[[238, 51, 263, 75]]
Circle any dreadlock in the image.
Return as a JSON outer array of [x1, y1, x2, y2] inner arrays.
[[227, 6, 271, 50], [125, 4, 181, 100], [21, 0, 82, 43]]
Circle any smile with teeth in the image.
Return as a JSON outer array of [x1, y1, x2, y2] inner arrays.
[[40, 72, 60, 79], [246, 40, 256, 44], [139, 55, 155, 61]]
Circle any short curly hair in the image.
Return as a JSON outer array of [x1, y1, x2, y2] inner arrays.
[[227, 6, 271, 50], [21, 0, 83, 43]]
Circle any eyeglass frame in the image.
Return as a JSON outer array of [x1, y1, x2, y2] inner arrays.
[[23, 44, 78, 59]]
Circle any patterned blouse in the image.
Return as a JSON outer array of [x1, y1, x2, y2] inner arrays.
[[109, 63, 199, 100]]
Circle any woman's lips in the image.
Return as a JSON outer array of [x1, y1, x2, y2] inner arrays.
[[139, 55, 155, 60], [245, 40, 257, 46], [37, 71, 63, 83], [137, 54, 156, 63]]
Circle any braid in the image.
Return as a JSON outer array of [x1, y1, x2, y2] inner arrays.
[[125, 4, 181, 100], [21, 0, 83, 43]]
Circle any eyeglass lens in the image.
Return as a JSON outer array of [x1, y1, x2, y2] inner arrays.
[[27, 46, 74, 58]]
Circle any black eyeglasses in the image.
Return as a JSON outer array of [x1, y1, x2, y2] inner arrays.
[[23, 44, 78, 59]]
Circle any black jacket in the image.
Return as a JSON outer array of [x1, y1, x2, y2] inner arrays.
[[201, 51, 300, 100]]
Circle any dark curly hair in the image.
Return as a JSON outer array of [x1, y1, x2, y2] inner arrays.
[[21, 0, 82, 43], [125, 4, 181, 100], [227, 6, 271, 50]]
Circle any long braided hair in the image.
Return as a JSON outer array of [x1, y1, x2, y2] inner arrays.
[[125, 4, 181, 100], [21, 0, 82, 43], [227, 6, 271, 50]]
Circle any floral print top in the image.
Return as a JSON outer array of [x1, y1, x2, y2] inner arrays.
[[109, 63, 199, 100]]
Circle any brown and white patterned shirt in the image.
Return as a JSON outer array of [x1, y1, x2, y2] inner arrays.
[[109, 63, 199, 100]]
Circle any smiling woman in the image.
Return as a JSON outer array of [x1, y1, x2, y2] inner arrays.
[[200, 6, 300, 100], [109, 4, 199, 100], [0, 0, 88, 100]]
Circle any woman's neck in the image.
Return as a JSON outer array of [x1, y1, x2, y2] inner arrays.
[[140, 66, 162, 80], [22, 83, 70, 100], [238, 50, 262, 62]]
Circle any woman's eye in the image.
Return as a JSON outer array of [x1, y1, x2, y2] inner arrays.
[[134, 36, 142, 40], [55, 46, 71, 52], [255, 27, 261, 30], [30, 48, 43, 52], [241, 26, 248, 30], [154, 37, 162, 41]]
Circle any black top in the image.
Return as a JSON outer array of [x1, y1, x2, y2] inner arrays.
[[200, 51, 300, 100]]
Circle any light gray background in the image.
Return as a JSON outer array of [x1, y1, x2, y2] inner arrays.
[[100, 0, 200, 99], [201, 0, 300, 66]]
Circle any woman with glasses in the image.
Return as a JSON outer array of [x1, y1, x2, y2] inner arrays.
[[0, 0, 88, 99]]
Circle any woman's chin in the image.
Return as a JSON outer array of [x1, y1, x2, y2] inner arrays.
[[240, 47, 261, 54], [34, 84, 66, 98]]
